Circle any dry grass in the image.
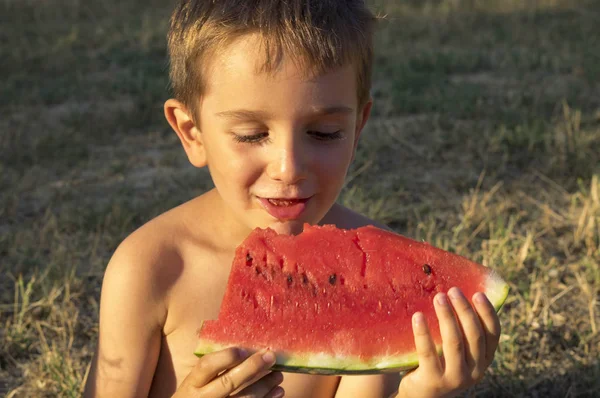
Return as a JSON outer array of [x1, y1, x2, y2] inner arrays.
[[1, 0, 599, 396]]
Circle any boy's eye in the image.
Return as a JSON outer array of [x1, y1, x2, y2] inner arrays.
[[232, 130, 343, 144], [232, 132, 269, 145], [308, 130, 343, 141]]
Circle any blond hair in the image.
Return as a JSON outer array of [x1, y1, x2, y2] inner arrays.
[[167, 0, 376, 116]]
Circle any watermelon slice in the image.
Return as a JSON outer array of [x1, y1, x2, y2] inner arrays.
[[195, 224, 509, 374]]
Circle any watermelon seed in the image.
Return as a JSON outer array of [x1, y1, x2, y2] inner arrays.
[[286, 274, 293, 286], [302, 273, 309, 284], [329, 274, 337, 285], [423, 264, 432, 275]]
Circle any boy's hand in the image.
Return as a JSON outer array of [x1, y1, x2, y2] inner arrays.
[[397, 287, 501, 398], [173, 348, 284, 398]]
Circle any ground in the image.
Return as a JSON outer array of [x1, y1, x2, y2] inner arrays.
[[1, 0, 599, 396]]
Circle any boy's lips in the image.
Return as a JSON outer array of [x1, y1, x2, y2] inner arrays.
[[257, 196, 311, 221]]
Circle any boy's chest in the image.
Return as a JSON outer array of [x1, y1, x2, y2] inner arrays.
[[157, 249, 341, 397]]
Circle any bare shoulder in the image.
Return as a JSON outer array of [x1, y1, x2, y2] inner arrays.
[[321, 203, 392, 231], [103, 205, 190, 323], [104, 193, 218, 300]]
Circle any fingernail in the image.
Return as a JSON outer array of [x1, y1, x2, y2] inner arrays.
[[237, 348, 248, 358], [273, 372, 284, 383], [272, 386, 285, 398], [412, 312, 425, 330], [436, 293, 448, 305], [473, 292, 487, 304], [262, 350, 276, 364], [448, 287, 463, 301]]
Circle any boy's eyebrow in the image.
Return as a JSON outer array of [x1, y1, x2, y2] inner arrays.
[[214, 106, 354, 121]]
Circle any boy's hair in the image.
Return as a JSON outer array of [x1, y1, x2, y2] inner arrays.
[[167, 0, 376, 119]]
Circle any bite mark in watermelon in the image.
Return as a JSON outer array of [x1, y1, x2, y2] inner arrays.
[[195, 224, 509, 374]]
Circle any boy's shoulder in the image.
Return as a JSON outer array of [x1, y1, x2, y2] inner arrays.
[[102, 203, 190, 301], [111, 199, 193, 263], [100, 193, 231, 334], [103, 194, 219, 303]]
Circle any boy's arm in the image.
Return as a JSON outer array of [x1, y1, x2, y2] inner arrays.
[[335, 374, 401, 398], [83, 235, 168, 397]]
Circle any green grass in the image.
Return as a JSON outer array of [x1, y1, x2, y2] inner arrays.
[[2, 0, 600, 396]]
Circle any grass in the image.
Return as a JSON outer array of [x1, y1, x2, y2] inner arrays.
[[1, 0, 600, 396]]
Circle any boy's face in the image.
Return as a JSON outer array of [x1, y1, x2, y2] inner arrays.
[[167, 35, 372, 235]]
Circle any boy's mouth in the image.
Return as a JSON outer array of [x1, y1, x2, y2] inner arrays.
[[267, 198, 305, 206], [258, 197, 311, 221]]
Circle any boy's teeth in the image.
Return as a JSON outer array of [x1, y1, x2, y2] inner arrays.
[[268, 199, 297, 206]]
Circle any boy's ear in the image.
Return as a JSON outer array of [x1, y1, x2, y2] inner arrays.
[[353, 97, 373, 151], [164, 99, 207, 168]]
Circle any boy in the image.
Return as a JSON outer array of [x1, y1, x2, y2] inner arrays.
[[84, 0, 502, 397]]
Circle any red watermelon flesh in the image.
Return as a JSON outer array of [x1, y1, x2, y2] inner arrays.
[[195, 224, 509, 374]]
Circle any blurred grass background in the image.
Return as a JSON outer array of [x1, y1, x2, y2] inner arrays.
[[1, 0, 599, 396]]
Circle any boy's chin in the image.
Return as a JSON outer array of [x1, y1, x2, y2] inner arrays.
[[266, 220, 305, 236]]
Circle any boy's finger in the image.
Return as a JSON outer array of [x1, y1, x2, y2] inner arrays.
[[202, 349, 277, 396], [189, 347, 248, 387], [434, 292, 467, 377], [263, 386, 286, 398], [411, 312, 442, 376], [447, 287, 486, 371], [232, 371, 284, 398], [472, 292, 502, 363]]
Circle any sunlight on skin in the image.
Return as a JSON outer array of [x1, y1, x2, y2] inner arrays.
[[2, 0, 599, 396]]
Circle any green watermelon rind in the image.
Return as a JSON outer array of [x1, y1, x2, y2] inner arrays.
[[485, 270, 511, 313], [194, 275, 509, 375], [194, 340, 423, 375]]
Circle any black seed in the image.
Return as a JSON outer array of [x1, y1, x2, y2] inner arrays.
[[302, 273, 309, 284], [328, 274, 337, 285], [423, 264, 432, 275], [246, 253, 253, 266], [287, 274, 293, 286]]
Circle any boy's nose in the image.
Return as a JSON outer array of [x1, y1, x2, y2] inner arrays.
[[266, 139, 308, 184]]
